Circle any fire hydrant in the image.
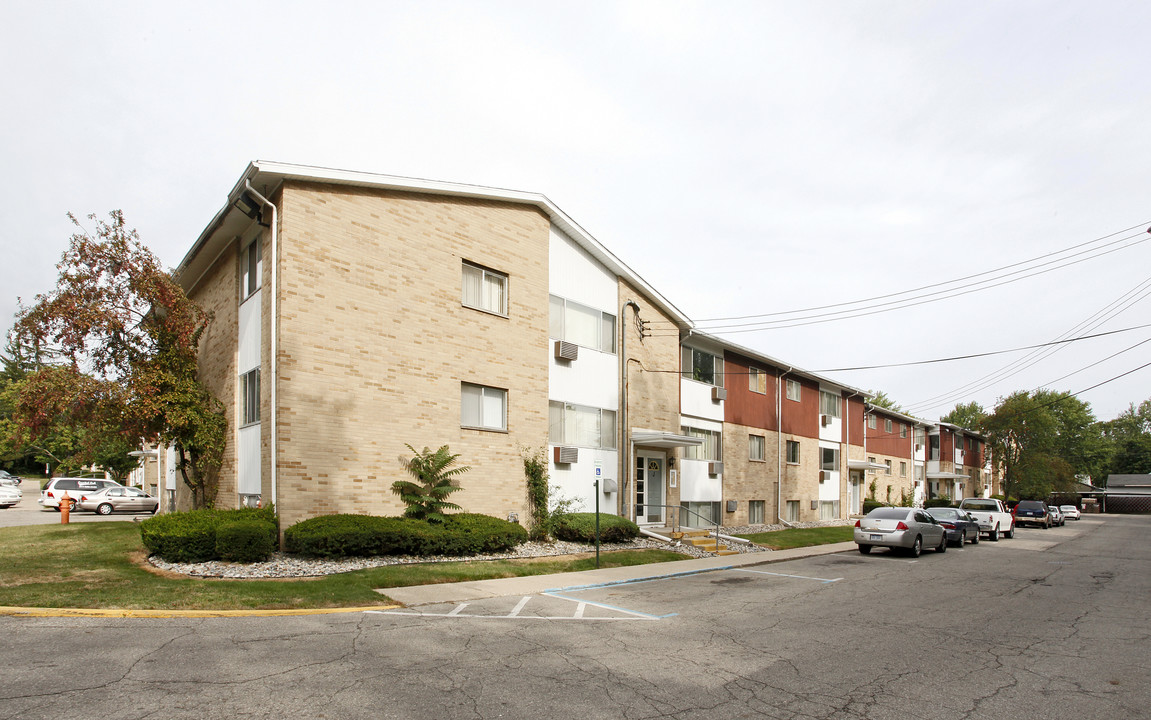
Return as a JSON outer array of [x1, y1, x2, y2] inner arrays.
[[59, 492, 71, 524]]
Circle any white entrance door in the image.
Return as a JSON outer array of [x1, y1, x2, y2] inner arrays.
[[635, 454, 665, 524], [850, 471, 863, 514]]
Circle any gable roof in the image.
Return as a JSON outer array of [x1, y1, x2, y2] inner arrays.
[[175, 161, 692, 328]]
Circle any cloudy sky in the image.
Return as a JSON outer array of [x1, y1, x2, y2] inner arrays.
[[2, 1, 1149, 422]]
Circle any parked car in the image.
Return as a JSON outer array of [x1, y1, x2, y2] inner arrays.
[[1047, 505, 1065, 526], [0, 469, 22, 486], [76, 486, 159, 515], [958, 497, 1016, 541], [1060, 505, 1081, 520], [39, 477, 123, 511], [855, 507, 948, 557], [0, 483, 20, 508], [926, 507, 981, 546], [1013, 500, 1052, 529]]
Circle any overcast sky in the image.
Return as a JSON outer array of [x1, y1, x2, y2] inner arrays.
[[2, 1, 1149, 422]]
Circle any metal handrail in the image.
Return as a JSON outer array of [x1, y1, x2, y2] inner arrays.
[[634, 503, 721, 546]]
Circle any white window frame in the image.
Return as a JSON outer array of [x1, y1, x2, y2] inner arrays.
[[820, 446, 839, 471], [884, 418, 893, 433], [241, 236, 262, 301], [819, 391, 841, 418], [682, 346, 724, 388], [885, 459, 892, 475], [548, 400, 617, 449], [785, 500, 800, 522], [748, 500, 765, 525], [461, 383, 507, 431], [900, 423, 907, 438], [549, 295, 616, 354], [240, 368, 260, 426], [900, 461, 907, 477], [749, 434, 766, 462], [683, 427, 722, 461], [786, 379, 802, 402], [748, 367, 767, 394], [867, 456, 877, 474], [462, 262, 508, 316], [867, 414, 877, 430]]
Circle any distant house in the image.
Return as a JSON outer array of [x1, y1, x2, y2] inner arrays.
[[1103, 475, 1151, 513]]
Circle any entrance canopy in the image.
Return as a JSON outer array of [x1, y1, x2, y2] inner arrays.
[[630, 429, 703, 449], [927, 471, 969, 480], [848, 459, 888, 471]]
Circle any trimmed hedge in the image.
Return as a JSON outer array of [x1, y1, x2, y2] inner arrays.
[[216, 519, 278, 563], [283, 512, 528, 559], [140, 506, 278, 563], [862, 500, 887, 514], [550, 512, 639, 543], [924, 498, 956, 508]]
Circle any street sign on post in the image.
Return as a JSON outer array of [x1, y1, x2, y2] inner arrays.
[[594, 478, 600, 568]]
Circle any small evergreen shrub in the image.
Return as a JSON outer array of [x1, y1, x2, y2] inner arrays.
[[862, 500, 887, 514], [551, 512, 639, 543], [283, 513, 528, 558], [216, 519, 277, 562], [140, 506, 279, 563], [924, 497, 955, 508]]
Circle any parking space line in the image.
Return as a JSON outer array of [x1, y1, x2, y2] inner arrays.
[[447, 603, 468, 616], [734, 568, 842, 584], [506, 596, 531, 617], [541, 591, 672, 620]]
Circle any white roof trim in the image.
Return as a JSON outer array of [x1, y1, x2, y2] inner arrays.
[[630, 430, 704, 449]]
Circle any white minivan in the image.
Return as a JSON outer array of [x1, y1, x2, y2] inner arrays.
[[39, 477, 123, 511]]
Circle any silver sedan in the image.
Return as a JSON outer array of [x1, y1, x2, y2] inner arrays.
[[855, 507, 948, 557], [76, 486, 159, 515]]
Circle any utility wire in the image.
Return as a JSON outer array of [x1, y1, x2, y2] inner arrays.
[[647, 220, 1151, 327]]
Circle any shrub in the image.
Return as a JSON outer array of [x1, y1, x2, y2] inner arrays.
[[284, 513, 528, 558], [216, 519, 277, 562], [551, 512, 639, 543], [862, 500, 887, 514], [392, 444, 468, 523], [140, 506, 279, 563], [924, 497, 955, 508]]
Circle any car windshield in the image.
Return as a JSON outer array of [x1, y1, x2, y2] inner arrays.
[[866, 508, 911, 520], [1017, 501, 1045, 510], [928, 508, 958, 519], [963, 500, 997, 509]]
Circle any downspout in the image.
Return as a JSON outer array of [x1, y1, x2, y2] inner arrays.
[[244, 181, 278, 512], [777, 367, 795, 527], [845, 391, 862, 516], [620, 300, 641, 520]]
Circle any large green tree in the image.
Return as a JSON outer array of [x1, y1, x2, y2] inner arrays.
[[1102, 398, 1151, 479], [982, 390, 1085, 500], [942, 401, 987, 431], [11, 211, 226, 507]]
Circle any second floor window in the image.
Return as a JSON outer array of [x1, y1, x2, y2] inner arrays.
[[786, 378, 802, 401], [682, 347, 723, 387], [820, 446, 839, 471], [819, 391, 841, 418], [462, 262, 507, 315], [748, 367, 767, 394], [683, 427, 722, 461], [549, 295, 616, 353], [929, 435, 940, 460], [240, 368, 260, 426], [241, 237, 261, 301]]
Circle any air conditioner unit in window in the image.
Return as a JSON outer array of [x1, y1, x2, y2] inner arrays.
[[711, 386, 727, 402], [554, 340, 578, 362], [819, 470, 828, 483], [821, 414, 832, 427], [553, 446, 578, 464], [708, 461, 724, 476], [915, 444, 922, 451]]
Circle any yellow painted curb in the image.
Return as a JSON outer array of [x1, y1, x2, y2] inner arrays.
[[0, 605, 400, 619]]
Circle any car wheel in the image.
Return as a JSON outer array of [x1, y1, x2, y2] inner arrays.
[[1004, 525, 1014, 539], [936, 534, 947, 553], [971, 530, 979, 545], [150, 505, 158, 515], [68, 499, 77, 512], [96, 503, 113, 516], [989, 525, 999, 542], [908, 536, 922, 558], [858, 544, 872, 555]]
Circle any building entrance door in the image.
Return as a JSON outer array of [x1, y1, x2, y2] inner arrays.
[[850, 470, 863, 514], [635, 454, 665, 524]]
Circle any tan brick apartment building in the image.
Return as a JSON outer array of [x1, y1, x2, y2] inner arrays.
[[159, 161, 990, 532]]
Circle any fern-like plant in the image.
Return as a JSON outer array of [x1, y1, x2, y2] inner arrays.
[[392, 444, 470, 523]]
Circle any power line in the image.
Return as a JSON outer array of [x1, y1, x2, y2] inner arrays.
[[811, 323, 1151, 372], [647, 230, 1150, 335], [647, 220, 1151, 328]]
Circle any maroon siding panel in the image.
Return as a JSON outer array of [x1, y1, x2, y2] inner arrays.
[[846, 397, 865, 445], [724, 356, 777, 431], [781, 377, 819, 438]]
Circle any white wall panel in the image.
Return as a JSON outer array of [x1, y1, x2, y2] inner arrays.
[[550, 351, 618, 409], [680, 459, 722, 501], [547, 448, 618, 512], [238, 424, 261, 495], [549, 225, 618, 308], [681, 380, 724, 422], [238, 290, 261, 373]]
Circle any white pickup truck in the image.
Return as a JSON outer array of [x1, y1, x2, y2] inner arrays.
[[958, 498, 1015, 541]]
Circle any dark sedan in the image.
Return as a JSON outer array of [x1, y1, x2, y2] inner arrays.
[[926, 507, 981, 546], [1013, 500, 1052, 529]]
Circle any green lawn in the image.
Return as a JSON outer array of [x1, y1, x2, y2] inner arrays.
[[735, 525, 854, 550], [0, 522, 689, 610]]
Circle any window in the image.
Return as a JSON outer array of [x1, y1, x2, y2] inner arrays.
[[786, 440, 800, 464], [900, 461, 907, 477], [683, 427, 722, 461], [462, 262, 507, 315], [867, 456, 876, 474], [548, 401, 616, 449], [867, 414, 877, 430], [241, 237, 262, 300], [929, 435, 940, 461], [955, 434, 964, 451], [681, 346, 723, 387], [915, 465, 924, 482], [786, 378, 802, 401], [900, 423, 907, 438], [748, 367, 767, 394], [915, 428, 925, 446], [819, 500, 839, 520], [748, 500, 765, 525], [820, 446, 839, 471], [681, 501, 722, 527], [549, 295, 616, 353], [885, 459, 892, 475], [883, 418, 892, 433], [785, 500, 800, 522], [749, 435, 765, 461], [240, 368, 260, 425], [819, 391, 841, 418], [461, 383, 507, 431]]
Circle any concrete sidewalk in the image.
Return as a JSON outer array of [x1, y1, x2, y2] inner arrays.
[[379, 541, 857, 606]]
